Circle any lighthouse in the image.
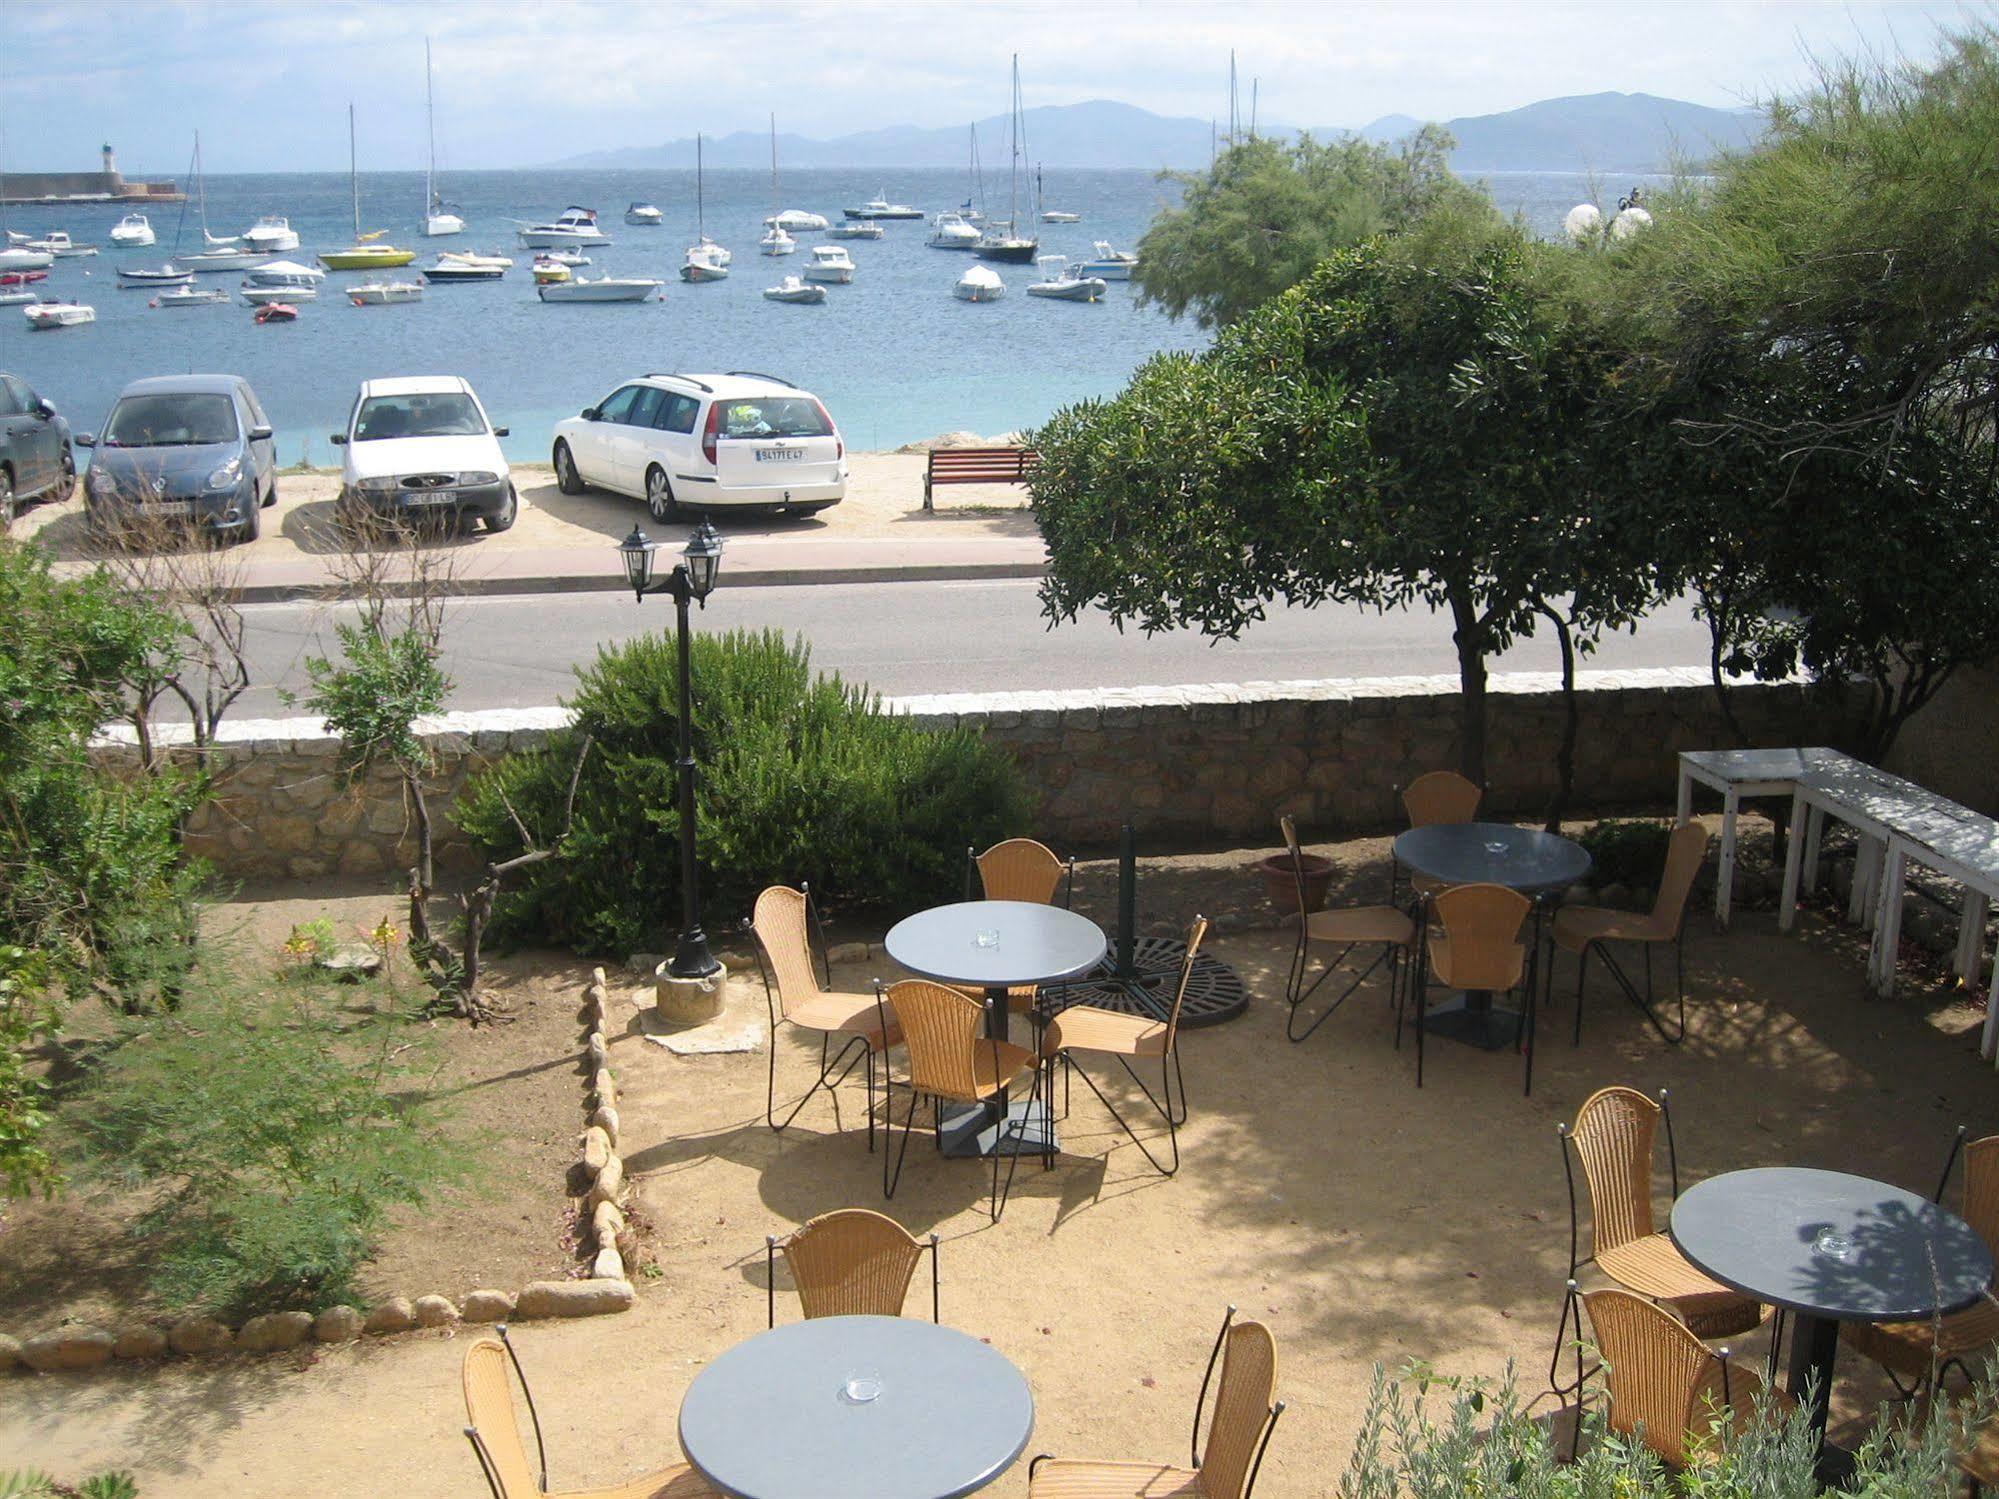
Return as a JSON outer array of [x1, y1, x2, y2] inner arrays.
[[101, 143, 119, 182]]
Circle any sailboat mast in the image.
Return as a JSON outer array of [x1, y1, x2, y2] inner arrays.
[[349, 104, 360, 239], [1007, 55, 1020, 232], [769, 113, 778, 213], [696, 134, 705, 239], [425, 39, 437, 213], [195, 131, 208, 237]]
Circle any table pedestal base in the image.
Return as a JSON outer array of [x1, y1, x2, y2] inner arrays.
[[1785, 1311, 1856, 1486], [939, 1098, 1055, 1159], [1420, 992, 1521, 1051]]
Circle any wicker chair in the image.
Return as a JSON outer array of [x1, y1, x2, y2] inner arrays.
[[1551, 1086, 1763, 1399], [463, 1327, 719, 1499], [1279, 816, 1415, 1044], [1394, 771, 1484, 900], [877, 978, 1040, 1222], [1581, 1289, 1769, 1470], [1403, 883, 1536, 1093], [1028, 1306, 1284, 1499], [765, 1207, 940, 1327], [1843, 1127, 1999, 1398], [961, 838, 1077, 1015], [1552, 821, 1708, 1046], [1039, 916, 1208, 1177], [749, 885, 900, 1151]]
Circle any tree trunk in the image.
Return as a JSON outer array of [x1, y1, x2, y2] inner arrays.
[[408, 773, 434, 893], [1449, 590, 1489, 788]]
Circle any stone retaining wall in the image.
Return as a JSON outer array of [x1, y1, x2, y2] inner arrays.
[[95, 667, 1845, 883]]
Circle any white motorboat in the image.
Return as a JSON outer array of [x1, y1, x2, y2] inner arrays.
[[1077, 240, 1138, 280], [517, 207, 610, 248], [0, 289, 37, 306], [117, 263, 194, 286], [538, 248, 590, 267], [625, 202, 663, 225], [241, 282, 317, 305], [109, 212, 156, 246], [24, 301, 95, 329], [421, 42, 465, 237], [1026, 257, 1107, 302], [531, 257, 572, 284], [843, 192, 922, 220], [30, 232, 98, 259], [243, 258, 327, 285], [243, 216, 301, 252], [927, 213, 982, 251], [767, 209, 828, 232], [759, 224, 796, 257], [5, 230, 28, 244], [536, 276, 662, 303], [0, 245, 54, 271], [436, 250, 513, 269], [184, 244, 272, 272], [927, 212, 982, 250], [424, 255, 506, 284], [762, 275, 826, 305], [150, 284, 231, 308], [827, 221, 884, 240], [803, 245, 854, 284], [1040, 209, 1082, 224], [348, 280, 424, 305], [681, 244, 730, 283], [953, 263, 1005, 302]]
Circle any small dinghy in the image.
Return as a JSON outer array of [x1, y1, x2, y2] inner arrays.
[[1026, 256, 1108, 302], [151, 284, 231, 308], [241, 283, 317, 305], [253, 301, 299, 323], [348, 280, 423, 305], [531, 256, 573, 284], [0, 289, 37, 306], [536, 276, 662, 303], [762, 275, 826, 305], [0, 269, 48, 287], [24, 301, 95, 330], [625, 202, 664, 225], [952, 263, 1005, 302]]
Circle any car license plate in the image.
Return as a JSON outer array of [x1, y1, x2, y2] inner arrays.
[[754, 446, 804, 464], [153, 500, 193, 516], [402, 489, 457, 506]]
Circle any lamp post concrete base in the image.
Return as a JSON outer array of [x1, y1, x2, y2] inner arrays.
[[654, 960, 727, 1025]]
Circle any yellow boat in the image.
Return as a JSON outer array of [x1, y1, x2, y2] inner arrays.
[[318, 109, 415, 270]]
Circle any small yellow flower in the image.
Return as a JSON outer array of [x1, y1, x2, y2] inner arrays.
[[369, 916, 403, 950]]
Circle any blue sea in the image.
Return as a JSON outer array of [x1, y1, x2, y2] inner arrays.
[[0, 168, 1673, 462]]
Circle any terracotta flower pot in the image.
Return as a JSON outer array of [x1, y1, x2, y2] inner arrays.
[[1255, 852, 1333, 913]]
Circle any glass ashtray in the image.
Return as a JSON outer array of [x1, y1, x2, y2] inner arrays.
[[840, 1371, 884, 1404], [1483, 840, 1508, 855], [1813, 1228, 1858, 1263], [974, 929, 1000, 949]]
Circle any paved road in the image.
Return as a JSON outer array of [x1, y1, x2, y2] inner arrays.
[[225, 578, 1715, 719]]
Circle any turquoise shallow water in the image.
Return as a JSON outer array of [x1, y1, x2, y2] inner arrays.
[[0, 167, 1672, 461]]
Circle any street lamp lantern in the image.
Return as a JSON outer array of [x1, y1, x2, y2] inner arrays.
[[616, 519, 729, 979]]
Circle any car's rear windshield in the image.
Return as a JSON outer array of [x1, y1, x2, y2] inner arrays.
[[716, 397, 831, 440], [103, 393, 238, 447], [354, 392, 486, 441]]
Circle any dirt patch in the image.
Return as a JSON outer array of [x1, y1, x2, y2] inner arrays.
[[0, 889, 593, 1335]]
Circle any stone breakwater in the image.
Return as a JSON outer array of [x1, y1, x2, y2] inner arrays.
[[93, 667, 1844, 883]]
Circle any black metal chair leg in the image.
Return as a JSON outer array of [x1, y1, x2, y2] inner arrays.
[[1287, 940, 1396, 1043], [882, 1085, 920, 1201], [1587, 939, 1687, 1045]]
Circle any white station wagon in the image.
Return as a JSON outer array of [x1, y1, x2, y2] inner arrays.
[[550, 371, 846, 521]]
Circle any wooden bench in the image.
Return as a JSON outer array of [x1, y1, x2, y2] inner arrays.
[[923, 446, 1039, 511]]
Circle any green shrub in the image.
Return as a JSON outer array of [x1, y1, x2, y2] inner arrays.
[[459, 629, 1027, 955], [78, 967, 462, 1315], [0, 946, 60, 1198], [1575, 820, 1675, 892]]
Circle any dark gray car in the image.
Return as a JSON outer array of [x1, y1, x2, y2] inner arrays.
[[78, 374, 278, 545], [0, 372, 76, 531]]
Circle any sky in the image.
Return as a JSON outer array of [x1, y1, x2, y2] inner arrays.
[[0, 0, 1979, 174]]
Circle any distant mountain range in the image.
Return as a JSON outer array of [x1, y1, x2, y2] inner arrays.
[[544, 92, 1763, 175]]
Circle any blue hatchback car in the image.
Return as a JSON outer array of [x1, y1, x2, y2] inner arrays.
[[78, 374, 278, 545]]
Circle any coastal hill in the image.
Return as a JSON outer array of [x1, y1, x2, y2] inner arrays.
[[545, 92, 1763, 174]]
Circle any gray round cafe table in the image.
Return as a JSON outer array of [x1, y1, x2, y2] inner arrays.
[[884, 900, 1107, 1157], [1670, 1167, 1994, 1481], [1392, 822, 1592, 1049], [678, 1314, 1034, 1499]]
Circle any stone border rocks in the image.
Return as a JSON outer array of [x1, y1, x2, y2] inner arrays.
[[578, 966, 638, 1286]]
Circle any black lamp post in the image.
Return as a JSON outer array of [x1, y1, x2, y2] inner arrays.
[[618, 519, 725, 979]]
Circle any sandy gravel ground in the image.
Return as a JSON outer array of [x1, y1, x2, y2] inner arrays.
[[3, 823, 1991, 1496], [10, 453, 1037, 565]]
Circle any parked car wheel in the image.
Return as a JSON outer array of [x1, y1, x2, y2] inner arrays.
[[262, 477, 277, 508], [55, 450, 76, 504], [487, 483, 519, 533], [0, 469, 14, 532], [554, 441, 584, 495], [645, 466, 681, 523], [236, 500, 261, 545]]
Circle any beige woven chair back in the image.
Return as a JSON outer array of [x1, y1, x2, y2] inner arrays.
[[1963, 1136, 1999, 1252], [1583, 1288, 1723, 1469], [1198, 1319, 1279, 1499], [976, 838, 1066, 904], [752, 886, 822, 1022], [1402, 771, 1482, 828], [1162, 916, 1211, 1054], [462, 1337, 538, 1499], [1433, 883, 1530, 991], [781, 1208, 925, 1320], [886, 979, 988, 1103], [1646, 822, 1711, 938], [1571, 1085, 1661, 1257]]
